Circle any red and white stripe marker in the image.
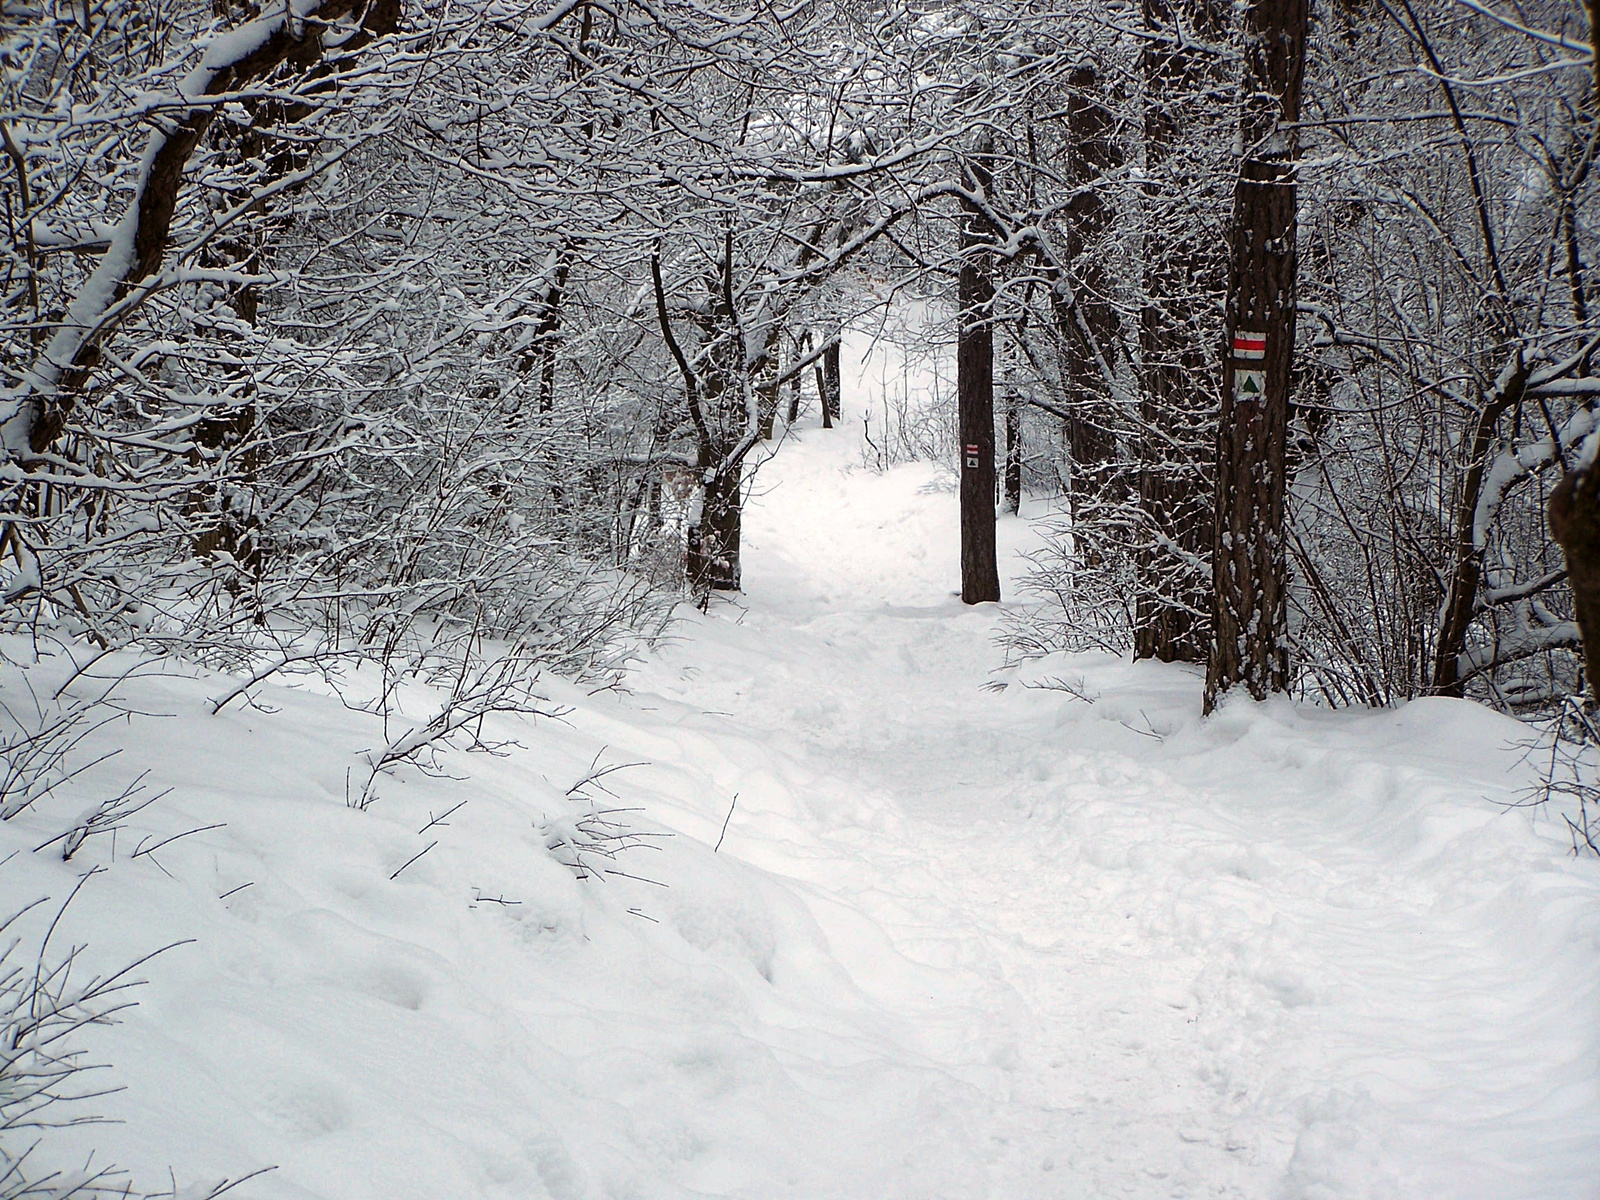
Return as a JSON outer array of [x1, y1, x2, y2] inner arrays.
[[1232, 330, 1266, 360]]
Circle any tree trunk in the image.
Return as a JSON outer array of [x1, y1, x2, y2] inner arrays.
[[1135, 0, 1228, 664], [689, 465, 742, 592], [757, 327, 781, 440], [532, 256, 571, 416], [649, 250, 750, 595], [822, 336, 842, 423], [959, 170, 1001, 605], [1431, 360, 1528, 694], [1203, 0, 1308, 713], [1551, 462, 1600, 702], [785, 330, 805, 424], [1546, 0, 1600, 706], [758, 375, 780, 440], [1004, 386, 1022, 515], [1061, 65, 1123, 515]]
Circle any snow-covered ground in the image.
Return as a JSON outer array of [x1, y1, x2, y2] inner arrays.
[[5, 383, 1599, 1199]]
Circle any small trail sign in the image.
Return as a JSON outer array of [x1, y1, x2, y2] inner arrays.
[[1235, 368, 1266, 401], [965, 443, 980, 469], [1232, 330, 1266, 360]]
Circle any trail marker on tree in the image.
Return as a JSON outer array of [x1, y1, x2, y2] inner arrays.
[[1232, 331, 1266, 360], [1234, 370, 1266, 401], [1204, 0, 1308, 713]]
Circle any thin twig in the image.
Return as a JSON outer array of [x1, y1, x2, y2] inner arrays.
[[714, 792, 738, 853], [389, 840, 438, 880], [418, 799, 467, 834]]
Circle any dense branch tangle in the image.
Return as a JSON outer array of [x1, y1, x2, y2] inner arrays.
[[1, 0, 1596, 723]]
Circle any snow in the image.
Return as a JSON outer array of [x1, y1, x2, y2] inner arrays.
[[5, 376, 1600, 1198]]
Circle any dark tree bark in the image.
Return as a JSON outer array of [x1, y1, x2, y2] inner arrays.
[[815, 360, 834, 429], [1135, 0, 1228, 664], [1204, 0, 1308, 712], [1551, 462, 1600, 701], [959, 155, 1000, 605], [822, 336, 842, 423], [1060, 65, 1123, 517], [690, 463, 743, 591], [785, 330, 806, 425]]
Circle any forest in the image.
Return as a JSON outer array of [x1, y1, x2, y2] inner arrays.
[[2, 0, 1600, 1196], [3, 0, 1598, 716]]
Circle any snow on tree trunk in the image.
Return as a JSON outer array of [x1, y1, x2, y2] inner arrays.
[[1134, 0, 1228, 665], [1061, 65, 1122, 520], [690, 466, 743, 593], [0, 0, 398, 458], [1004, 386, 1022, 516], [1204, 0, 1307, 713]]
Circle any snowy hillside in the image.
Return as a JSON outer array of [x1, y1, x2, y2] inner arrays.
[[3, 398, 1598, 1200]]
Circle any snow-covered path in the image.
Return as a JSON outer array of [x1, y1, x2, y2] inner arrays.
[[602, 420, 1600, 1199], [10, 403, 1599, 1200]]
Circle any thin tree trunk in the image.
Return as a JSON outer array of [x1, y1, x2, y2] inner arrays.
[[1004, 385, 1022, 515], [532, 256, 572, 416], [757, 327, 782, 439], [959, 155, 1001, 605], [823, 336, 842, 423], [1204, 0, 1308, 712], [1061, 65, 1123, 515], [785, 330, 805, 424], [1430, 363, 1527, 694], [758, 374, 780, 440]]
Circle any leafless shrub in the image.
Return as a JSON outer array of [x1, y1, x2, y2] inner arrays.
[[353, 627, 572, 811], [1519, 697, 1600, 858], [541, 752, 667, 884], [0, 869, 266, 1200], [0, 681, 128, 826], [1000, 531, 1137, 661]]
